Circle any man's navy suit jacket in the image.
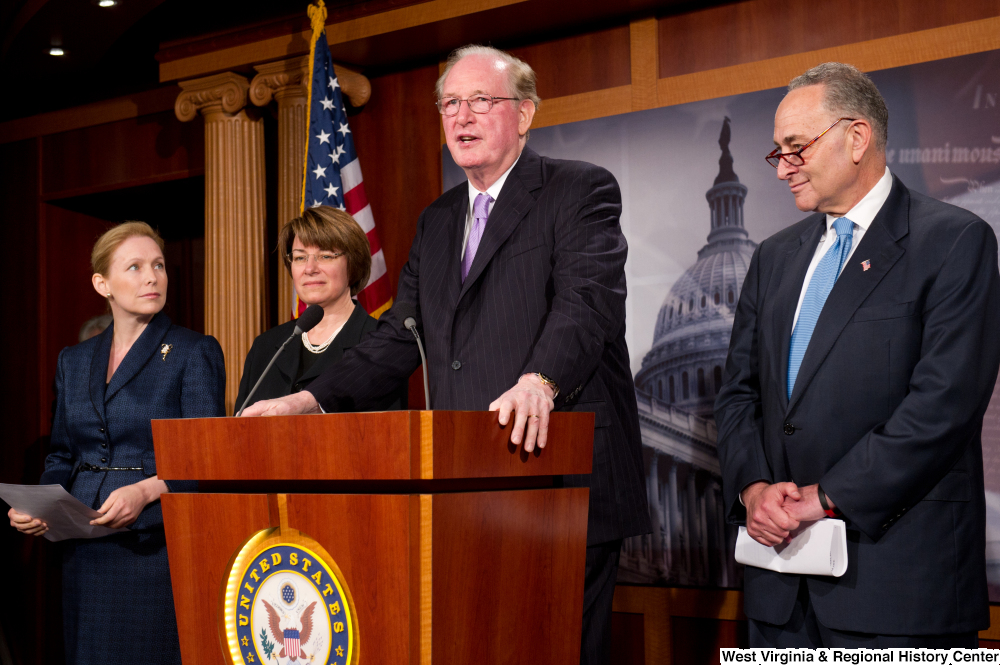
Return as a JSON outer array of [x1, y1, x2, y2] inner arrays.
[[307, 146, 651, 545], [40, 313, 226, 531], [715, 175, 1000, 634]]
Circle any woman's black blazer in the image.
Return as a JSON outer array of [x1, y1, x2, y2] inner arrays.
[[235, 303, 405, 411]]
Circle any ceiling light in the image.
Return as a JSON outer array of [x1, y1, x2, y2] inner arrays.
[[49, 47, 65, 56], [98, 0, 117, 5]]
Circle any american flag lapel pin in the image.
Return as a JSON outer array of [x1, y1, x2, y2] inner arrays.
[[861, 259, 871, 272]]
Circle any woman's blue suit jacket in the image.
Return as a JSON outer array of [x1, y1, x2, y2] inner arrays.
[[40, 312, 226, 529]]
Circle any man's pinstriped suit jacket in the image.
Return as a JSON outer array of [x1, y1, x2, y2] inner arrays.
[[307, 146, 651, 545]]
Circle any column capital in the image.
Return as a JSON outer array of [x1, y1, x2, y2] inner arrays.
[[249, 56, 309, 107], [249, 57, 371, 108], [175, 72, 250, 122]]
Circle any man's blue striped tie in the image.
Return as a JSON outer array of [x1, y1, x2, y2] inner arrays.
[[787, 217, 855, 399]]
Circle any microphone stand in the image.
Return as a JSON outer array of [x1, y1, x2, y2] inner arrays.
[[235, 335, 298, 417]]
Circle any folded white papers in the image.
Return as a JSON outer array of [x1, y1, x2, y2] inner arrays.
[[735, 518, 847, 577], [0, 483, 129, 542]]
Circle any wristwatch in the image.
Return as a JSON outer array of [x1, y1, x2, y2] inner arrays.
[[817, 485, 842, 518], [527, 372, 560, 399]]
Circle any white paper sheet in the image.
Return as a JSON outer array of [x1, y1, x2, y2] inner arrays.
[[735, 518, 847, 577], [0, 483, 129, 542]]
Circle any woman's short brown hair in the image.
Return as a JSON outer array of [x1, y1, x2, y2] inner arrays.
[[91, 221, 165, 276], [278, 206, 371, 297]]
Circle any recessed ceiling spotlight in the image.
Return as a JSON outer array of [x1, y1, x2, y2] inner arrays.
[[98, 0, 117, 6], [49, 47, 65, 56]]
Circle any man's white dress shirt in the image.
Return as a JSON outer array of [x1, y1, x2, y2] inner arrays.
[[791, 167, 893, 329], [461, 156, 519, 260]]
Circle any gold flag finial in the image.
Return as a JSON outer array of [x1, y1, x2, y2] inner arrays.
[[308, 0, 327, 35]]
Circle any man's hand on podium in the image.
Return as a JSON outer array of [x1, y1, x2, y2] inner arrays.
[[489, 374, 555, 453], [239, 391, 323, 417]]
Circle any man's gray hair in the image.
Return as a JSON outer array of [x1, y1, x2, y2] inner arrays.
[[78, 313, 112, 343], [788, 62, 888, 151], [435, 45, 542, 111]]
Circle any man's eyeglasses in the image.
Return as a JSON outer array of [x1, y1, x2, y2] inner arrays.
[[436, 95, 519, 117], [765, 117, 856, 168]]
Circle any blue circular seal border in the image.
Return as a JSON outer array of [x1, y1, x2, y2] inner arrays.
[[232, 543, 355, 665]]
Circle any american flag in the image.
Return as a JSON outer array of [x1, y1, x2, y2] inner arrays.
[[297, 0, 392, 318]]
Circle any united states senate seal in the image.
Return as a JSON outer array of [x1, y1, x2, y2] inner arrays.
[[221, 528, 358, 665]]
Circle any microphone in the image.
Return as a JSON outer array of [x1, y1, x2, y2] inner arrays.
[[236, 304, 325, 416], [395, 303, 430, 410]]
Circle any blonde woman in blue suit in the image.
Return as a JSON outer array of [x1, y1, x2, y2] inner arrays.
[[8, 222, 225, 664]]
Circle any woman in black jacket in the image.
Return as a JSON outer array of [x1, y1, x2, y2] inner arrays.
[[236, 206, 403, 411]]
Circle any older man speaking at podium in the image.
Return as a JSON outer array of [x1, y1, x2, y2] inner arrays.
[[242, 44, 650, 664]]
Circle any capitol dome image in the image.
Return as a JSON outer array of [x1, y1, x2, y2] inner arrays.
[[620, 118, 756, 587]]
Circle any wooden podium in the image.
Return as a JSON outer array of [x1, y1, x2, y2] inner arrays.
[[153, 411, 593, 665]]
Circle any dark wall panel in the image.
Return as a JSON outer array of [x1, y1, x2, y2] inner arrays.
[[40, 205, 112, 415], [349, 63, 442, 409], [350, 63, 441, 306], [40, 109, 203, 198], [658, 0, 1000, 79], [0, 138, 64, 665], [508, 25, 632, 99]]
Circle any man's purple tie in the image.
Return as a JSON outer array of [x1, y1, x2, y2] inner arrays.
[[462, 192, 493, 282]]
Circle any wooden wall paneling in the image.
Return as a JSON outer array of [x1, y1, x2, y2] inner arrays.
[[0, 139, 44, 475], [979, 605, 1000, 640], [611, 586, 745, 664], [655, 14, 1000, 109], [523, 85, 633, 132], [158, 0, 527, 83], [610, 612, 646, 665], [40, 110, 204, 199], [0, 86, 178, 145], [40, 205, 111, 424], [163, 236, 206, 334], [160, 493, 272, 665], [507, 26, 631, 101], [347, 64, 441, 409], [348, 64, 440, 306], [0, 137, 61, 665], [430, 488, 590, 664], [657, 0, 1000, 80], [670, 617, 746, 663], [284, 494, 412, 665], [629, 18, 658, 111]]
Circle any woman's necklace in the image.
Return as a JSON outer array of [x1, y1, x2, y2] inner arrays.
[[302, 320, 347, 354]]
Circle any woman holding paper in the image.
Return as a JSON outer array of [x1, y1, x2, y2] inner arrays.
[[7, 221, 225, 665]]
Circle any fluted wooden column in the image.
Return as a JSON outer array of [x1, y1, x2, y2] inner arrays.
[[250, 57, 308, 325], [176, 72, 267, 414], [250, 58, 373, 324]]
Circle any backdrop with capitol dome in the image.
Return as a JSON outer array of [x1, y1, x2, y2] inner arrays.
[[445, 46, 1000, 596]]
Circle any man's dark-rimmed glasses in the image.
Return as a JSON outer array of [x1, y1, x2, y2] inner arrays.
[[436, 95, 519, 117], [765, 117, 856, 168]]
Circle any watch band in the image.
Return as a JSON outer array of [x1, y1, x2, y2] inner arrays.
[[529, 372, 560, 398], [817, 485, 841, 518]]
